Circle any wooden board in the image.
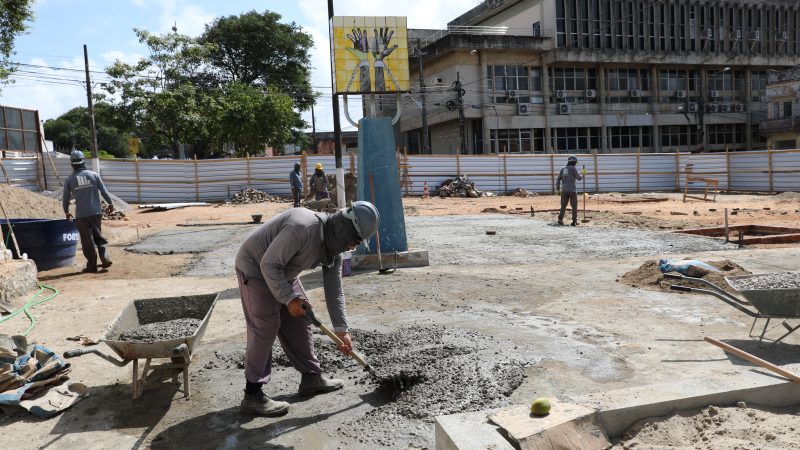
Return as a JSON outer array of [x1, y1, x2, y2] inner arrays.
[[489, 403, 609, 450]]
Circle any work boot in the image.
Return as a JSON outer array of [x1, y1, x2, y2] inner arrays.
[[82, 266, 98, 273], [239, 391, 289, 417], [101, 260, 113, 269], [571, 221, 578, 226], [298, 373, 343, 397], [557, 219, 564, 225]]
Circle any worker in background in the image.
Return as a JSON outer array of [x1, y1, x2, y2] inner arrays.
[[62, 150, 114, 273], [289, 162, 303, 207], [555, 154, 585, 226], [308, 163, 330, 201], [235, 201, 380, 417]]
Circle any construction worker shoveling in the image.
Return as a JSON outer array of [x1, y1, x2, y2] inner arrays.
[[234, 201, 420, 416], [555, 155, 588, 226], [307, 163, 330, 201]]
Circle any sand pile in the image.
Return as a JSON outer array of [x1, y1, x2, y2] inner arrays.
[[0, 184, 63, 219], [611, 404, 800, 449], [40, 187, 131, 212], [773, 191, 800, 202], [619, 260, 751, 295]]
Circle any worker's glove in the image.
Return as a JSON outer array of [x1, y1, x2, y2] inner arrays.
[[580, 168, 587, 175], [335, 331, 353, 355], [107, 204, 114, 214], [287, 298, 310, 317], [557, 190, 562, 196], [65, 213, 74, 222]]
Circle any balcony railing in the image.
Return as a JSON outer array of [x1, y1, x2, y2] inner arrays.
[[414, 25, 551, 51], [759, 117, 800, 133]]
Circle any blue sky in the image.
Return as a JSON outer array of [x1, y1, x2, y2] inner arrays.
[[2, 0, 481, 132]]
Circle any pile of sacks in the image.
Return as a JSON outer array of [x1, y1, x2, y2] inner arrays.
[[229, 187, 287, 205], [439, 175, 484, 198], [0, 335, 87, 418]]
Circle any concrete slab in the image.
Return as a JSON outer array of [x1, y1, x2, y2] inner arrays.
[[435, 366, 800, 449], [0, 259, 37, 304], [351, 249, 429, 270]]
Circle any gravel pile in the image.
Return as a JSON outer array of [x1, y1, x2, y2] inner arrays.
[[619, 260, 751, 295], [727, 272, 800, 291], [229, 187, 287, 204], [117, 318, 201, 342]]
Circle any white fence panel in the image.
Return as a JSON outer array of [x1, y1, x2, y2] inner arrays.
[[639, 154, 677, 191], [771, 151, 800, 192], [595, 154, 637, 192], [679, 153, 730, 191], [506, 155, 555, 193], [730, 151, 770, 191], [405, 156, 458, 196], [1, 158, 40, 191]]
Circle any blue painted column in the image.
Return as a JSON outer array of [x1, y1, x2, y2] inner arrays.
[[356, 117, 408, 253]]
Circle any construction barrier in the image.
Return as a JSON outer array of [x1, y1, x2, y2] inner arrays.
[[2, 149, 799, 203]]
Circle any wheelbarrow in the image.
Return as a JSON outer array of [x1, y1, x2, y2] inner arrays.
[[666, 272, 800, 344], [304, 198, 331, 212], [63, 293, 219, 399]]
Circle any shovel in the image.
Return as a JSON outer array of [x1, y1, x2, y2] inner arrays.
[[368, 174, 396, 274], [302, 304, 422, 399]]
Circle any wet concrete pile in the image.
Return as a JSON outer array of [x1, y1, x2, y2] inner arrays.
[[117, 318, 200, 342], [727, 272, 800, 291], [619, 260, 751, 295]]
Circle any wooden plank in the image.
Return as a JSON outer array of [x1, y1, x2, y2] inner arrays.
[[725, 146, 732, 192], [0, 159, 10, 184], [489, 403, 609, 450], [503, 153, 509, 194], [768, 146, 774, 193]]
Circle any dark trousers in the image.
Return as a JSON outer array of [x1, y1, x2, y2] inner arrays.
[[314, 191, 329, 201], [236, 269, 320, 384], [76, 214, 110, 270], [558, 192, 579, 222], [292, 188, 301, 207]]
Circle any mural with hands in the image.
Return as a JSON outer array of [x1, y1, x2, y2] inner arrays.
[[332, 16, 410, 94]]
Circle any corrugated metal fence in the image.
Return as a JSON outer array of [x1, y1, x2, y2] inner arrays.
[[2, 149, 798, 203]]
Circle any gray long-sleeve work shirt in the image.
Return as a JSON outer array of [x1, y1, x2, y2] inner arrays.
[[235, 208, 348, 332], [556, 165, 583, 193], [62, 168, 113, 219], [289, 170, 303, 190], [309, 172, 329, 192]]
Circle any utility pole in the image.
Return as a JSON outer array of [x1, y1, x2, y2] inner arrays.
[[311, 106, 317, 152], [327, 0, 345, 208], [455, 72, 465, 155], [83, 44, 99, 172], [415, 39, 429, 154]]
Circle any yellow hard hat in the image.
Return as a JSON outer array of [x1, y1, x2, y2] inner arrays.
[[315, 163, 323, 170]]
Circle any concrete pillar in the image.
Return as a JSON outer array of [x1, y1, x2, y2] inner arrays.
[[542, 63, 552, 152], [651, 66, 660, 152], [745, 69, 753, 151], [598, 66, 608, 153], [356, 117, 408, 253]]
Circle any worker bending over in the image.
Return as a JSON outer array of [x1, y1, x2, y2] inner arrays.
[[234, 201, 380, 416]]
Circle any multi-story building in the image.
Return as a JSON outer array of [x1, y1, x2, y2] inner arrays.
[[398, 0, 800, 154], [760, 66, 800, 149]]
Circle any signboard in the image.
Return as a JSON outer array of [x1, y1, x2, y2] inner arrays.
[[331, 16, 410, 94], [0, 106, 41, 153]]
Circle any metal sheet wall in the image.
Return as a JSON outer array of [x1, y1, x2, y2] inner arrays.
[[5, 150, 800, 202]]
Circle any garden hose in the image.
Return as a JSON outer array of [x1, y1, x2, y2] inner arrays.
[[0, 284, 59, 336]]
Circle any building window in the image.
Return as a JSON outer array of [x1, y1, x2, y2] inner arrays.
[[658, 70, 698, 101], [550, 67, 597, 93], [708, 124, 745, 147], [551, 127, 601, 153], [609, 126, 653, 150], [751, 71, 767, 102], [660, 125, 697, 149], [489, 129, 545, 153], [488, 66, 532, 103], [557, 0, 566, 46]]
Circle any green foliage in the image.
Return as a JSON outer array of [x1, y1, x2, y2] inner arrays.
[[200, 10, 315, 110], [43, 104, 131, 158], [101, 13, 310, 158], [0, 0, 34, 89]]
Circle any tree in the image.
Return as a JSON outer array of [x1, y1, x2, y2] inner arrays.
[[199, 10, 315, 110], [43, 104, 130, 158], [0, 0, 34, 89]]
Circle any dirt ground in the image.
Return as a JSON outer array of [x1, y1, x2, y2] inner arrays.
[[2, 192, 800, 449]]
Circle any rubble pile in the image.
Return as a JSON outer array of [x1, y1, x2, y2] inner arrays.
[[229, 187, 287, 205], [508, 187, 537, 197], [438, 175, 483, 198], [103, 210, 127, 221]]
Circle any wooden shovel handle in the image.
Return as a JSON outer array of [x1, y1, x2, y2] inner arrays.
[[705, 337, 800, 383], [315, 321, 371, 370]]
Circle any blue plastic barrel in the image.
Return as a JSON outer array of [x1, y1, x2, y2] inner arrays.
[[0, 219, 79, 271]]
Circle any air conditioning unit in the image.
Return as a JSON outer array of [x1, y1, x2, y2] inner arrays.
[[688, 102, 698, 113], [707, 104, 718, 113], [508, 90, 518, 99], [517, 103, 531, 115], [720, 104, 730, 113], [629, 89, 641, 97], [585, 89, 597, 98], [558, 103, 571, 115], [754, 30, 761, 41], [556, 90, 567, 99], [734, 103, 745, 112], [736, 29, 742, 39], [710, 90, 720, 98], [675, 90, 687, 98]]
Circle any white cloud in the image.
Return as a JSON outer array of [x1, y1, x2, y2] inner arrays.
[[0, 57, 89, 121], [131, 0, 215, 36], [101, 50, 144, 66]]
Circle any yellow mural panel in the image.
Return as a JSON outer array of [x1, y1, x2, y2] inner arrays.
[[331, 16, 410, 94]]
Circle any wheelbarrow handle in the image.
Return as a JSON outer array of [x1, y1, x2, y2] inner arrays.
[[63, 348, 129, 367], [663, 273, 683, 280], [64, 349, 87, 358], [670, 285, 692, 292]]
